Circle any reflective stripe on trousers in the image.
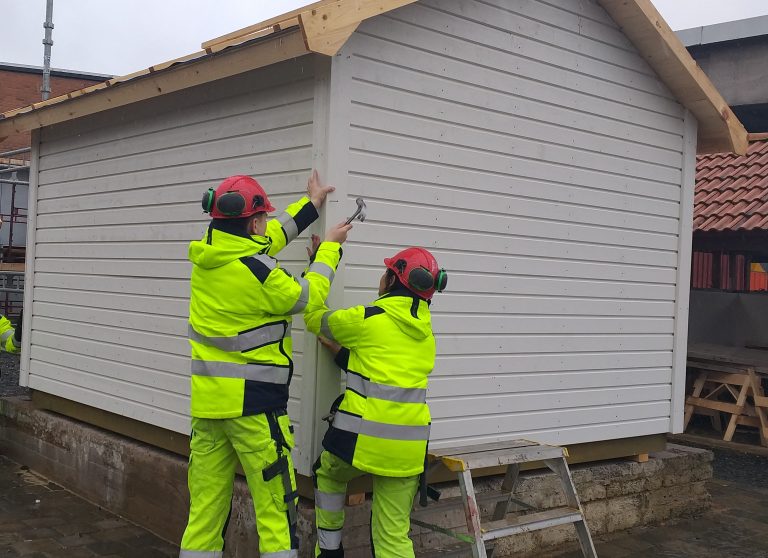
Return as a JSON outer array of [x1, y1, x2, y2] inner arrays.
[[346, 373, 426, 404], [189, 322, 285, 353], [332, 412, 430, 441], [261, 551, 299, 558], [179, 550, 223, 558], [190, 360, 290, 384], [317, 527, 343, 550], [315, 489, 346, 513]]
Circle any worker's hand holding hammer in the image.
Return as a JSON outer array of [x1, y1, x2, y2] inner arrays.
[[306, 222, 353, 260]]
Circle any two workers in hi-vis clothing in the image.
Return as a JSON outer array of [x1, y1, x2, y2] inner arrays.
[[181, 171, 447, 557]]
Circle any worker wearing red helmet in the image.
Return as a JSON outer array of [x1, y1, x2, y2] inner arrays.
[[304, 246, 447, 558], [180, 171, 352, 558]]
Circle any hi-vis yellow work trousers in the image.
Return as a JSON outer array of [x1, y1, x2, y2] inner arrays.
[[179, 411, 298, 558], [313, 450, 420, 558]]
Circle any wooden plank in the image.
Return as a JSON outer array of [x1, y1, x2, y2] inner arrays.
[[748, 133, 768, 142], [201, 1, 336, 49], [299, 0, 417, 56], [685, 397, 744, 415], [430, 440, 540, 458], [597, 0, 747, 154], [0, 263, 24, 271]]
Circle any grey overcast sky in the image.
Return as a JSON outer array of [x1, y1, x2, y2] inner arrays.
[[2, 0, 768, 76]]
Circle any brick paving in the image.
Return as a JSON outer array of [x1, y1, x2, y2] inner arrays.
[[0, 454, 177, 558]]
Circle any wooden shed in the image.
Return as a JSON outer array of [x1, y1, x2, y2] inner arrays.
[[0, 0, 748, 476]]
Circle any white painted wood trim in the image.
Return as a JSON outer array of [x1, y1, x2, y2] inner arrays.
[[20, 129, 40, 386], [306, 48, 356, 470], [295, 54, 334, 475], [670, 109, 697, 433]]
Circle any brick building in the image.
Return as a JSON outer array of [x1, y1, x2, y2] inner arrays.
[[0, 63, 110, 153]]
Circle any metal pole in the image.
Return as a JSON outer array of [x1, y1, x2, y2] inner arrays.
[[0, 148, 32, 158], [42, 0, 54, 101]]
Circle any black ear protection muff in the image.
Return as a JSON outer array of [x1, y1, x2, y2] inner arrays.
[[202, 188, 215, 213], [408, 267, 435, 293], [435, 268, 448, 293], [202, 189, 265, 217], [407, 266, 448, 293], [216, 191, 247, 216]]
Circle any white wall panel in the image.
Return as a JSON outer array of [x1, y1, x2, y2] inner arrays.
[[328, 0, 689, 449], [28, 58, 316, 453]]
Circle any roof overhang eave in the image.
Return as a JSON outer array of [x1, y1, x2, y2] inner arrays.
[[0, 29, 309, 142]]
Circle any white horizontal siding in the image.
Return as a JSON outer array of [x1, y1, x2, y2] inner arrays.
[[338, 0, 686, 448], [29, 59, 316, 443]]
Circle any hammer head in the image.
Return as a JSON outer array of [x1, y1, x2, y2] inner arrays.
[[355, 197, 367, 223], [345, 197, 367, 225]]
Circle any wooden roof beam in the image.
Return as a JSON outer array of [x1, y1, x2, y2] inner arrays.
[[0, 31, 308, 142], [598, 0, 748, 155]]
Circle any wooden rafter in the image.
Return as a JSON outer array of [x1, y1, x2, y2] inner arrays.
[[598, 0, 748, 155]]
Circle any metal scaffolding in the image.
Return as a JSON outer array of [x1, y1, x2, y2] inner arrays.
[[0, 148, 29, 318]]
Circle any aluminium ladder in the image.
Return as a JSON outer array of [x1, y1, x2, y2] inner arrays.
[[413, 440, 597, 558]]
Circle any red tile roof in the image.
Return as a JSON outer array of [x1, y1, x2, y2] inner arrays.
[[695, 140, 768, 232]]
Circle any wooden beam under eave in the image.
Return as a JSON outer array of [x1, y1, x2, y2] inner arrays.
[[598, 0, 748, 156], [299, 0, 419, 56], [0, 31, 309, 139]]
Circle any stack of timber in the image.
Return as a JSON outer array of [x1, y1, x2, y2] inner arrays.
[[685, 342, 768, 447]]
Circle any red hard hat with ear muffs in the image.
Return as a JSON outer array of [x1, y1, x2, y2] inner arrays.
[[384, 247, 447, 301], [201, 175, 275, 218]]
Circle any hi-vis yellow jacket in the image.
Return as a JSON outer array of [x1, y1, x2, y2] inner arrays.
[[0, 315, 19, 354], [306, 289, 435, 478], [188, 196, 341, 418]]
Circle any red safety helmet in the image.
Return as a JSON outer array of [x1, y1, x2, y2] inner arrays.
[[201, 175, 275, 218], [384, 247, 447, 300]]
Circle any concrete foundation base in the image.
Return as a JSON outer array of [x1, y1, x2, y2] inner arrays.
[[0, 397, 713, 557]]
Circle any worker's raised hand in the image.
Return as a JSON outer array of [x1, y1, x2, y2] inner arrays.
[[306, 233, 321, 260], [318, 335, 342, 357], [324, 222, 353, 244], [307, 170, 335, 209]]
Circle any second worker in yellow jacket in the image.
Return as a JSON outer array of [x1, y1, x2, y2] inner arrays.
[[305, 247, 447, 558]]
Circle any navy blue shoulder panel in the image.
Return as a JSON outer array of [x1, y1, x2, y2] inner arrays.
[[364, 306, 386, 319], [239, 255, 274, 283]]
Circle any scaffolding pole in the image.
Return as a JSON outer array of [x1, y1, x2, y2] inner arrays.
[[42, 0, 54, 100]]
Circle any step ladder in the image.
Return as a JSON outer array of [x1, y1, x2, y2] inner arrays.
[[413, 440, 597, 558]]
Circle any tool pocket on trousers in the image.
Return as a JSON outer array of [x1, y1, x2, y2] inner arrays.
[[189, 419, 217, 455]]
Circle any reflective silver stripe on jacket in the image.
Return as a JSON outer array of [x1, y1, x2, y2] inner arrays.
[[332, 413, 431, 441], [189, 323, 285, 353], [0, 330, 12, 344], [317, 528, 343, 550], [315, 489, 346, 513], [307, 261, 335, 283], [11, 335, 20, 349], [191, 360, 290, 384], [288, 277, 309, 314], [275, 211, 299, 243], [179, 550, 223, 558], [261, 551, 298, 558], [346, 373, 427, 404], [320, 312, 336, 341], [248, 253, 277, 270]]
